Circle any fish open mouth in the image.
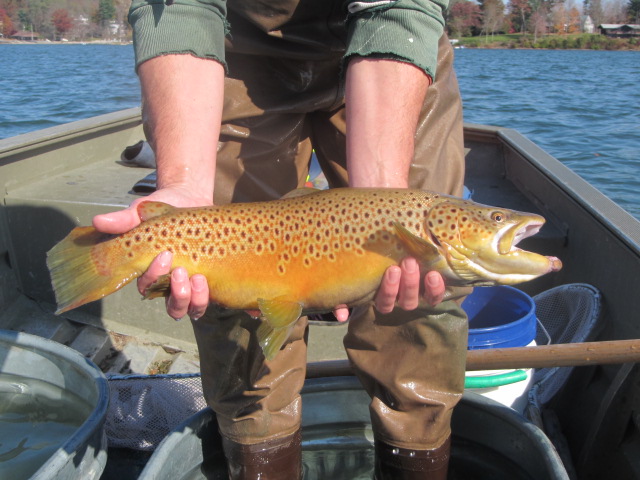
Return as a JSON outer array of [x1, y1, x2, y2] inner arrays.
[[497, 216, 563, 272], [497, 217, 544, 255]]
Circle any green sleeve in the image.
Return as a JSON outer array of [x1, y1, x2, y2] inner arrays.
[[344, 0, 448, 79], [128, 0, 228, 71]]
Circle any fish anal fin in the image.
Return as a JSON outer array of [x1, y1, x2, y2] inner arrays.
[[256, 297, 303, 360], [257, 323, 296, 361], [137, 201, 177, 222], [393, 222, 440, 263]]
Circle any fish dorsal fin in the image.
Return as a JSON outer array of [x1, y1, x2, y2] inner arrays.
[[137, 201, 177, 221], [256, 296, 303, 360], [281, 188, 320, 200], [393, 222, 441, 264]]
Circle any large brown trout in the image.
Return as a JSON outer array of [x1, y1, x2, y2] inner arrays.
[[47, 188, 561, 359]]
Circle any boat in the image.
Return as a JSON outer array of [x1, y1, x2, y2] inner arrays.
[[1, 107, 639, 479]]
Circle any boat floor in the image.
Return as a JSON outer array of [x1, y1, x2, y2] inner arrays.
[[0, 293, 350, 479], [0, 293, 349, 376]]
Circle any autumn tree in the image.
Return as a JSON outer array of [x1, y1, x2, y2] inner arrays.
[[1, 7, 16, 37], [481, 0, 506, 38], [529, 3, 549, 41], [0, 0, 17, 19], [568, 6, 582, 32], [448, 0, 482, 37], [550, 2, 568, 33], [509, 0, 532, 33], [51, 8, 72, 39]]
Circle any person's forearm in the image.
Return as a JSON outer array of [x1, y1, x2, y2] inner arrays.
[[138, 54, 225, 202], [345, 57, 430, 188]]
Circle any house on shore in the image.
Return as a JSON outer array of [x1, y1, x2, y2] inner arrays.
[[583, 16, 595, 34], [11, 30, 40, 41], [599, 24, 640, 37]]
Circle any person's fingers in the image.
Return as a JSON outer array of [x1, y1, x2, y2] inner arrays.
[[397, 257, 420, 311], [166, 267, 191, 320], [424, 270, 445, 307], [92, 201, 143, 234], [375, 260, 447, 314], [374, 265, 401, 314], [92, 186, 214, 235], [187, 274, 210, 321], [332, 305, 350, 323], [137, 251, 173, 295]]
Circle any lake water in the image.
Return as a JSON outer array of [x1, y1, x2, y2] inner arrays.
[[1, 44, 638, 220], [1, 44, 139, 136], [454, 48, 639, 221]]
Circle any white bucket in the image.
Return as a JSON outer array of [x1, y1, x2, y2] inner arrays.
[[464, 340, 536, 413], [462, 286, 537, 412]]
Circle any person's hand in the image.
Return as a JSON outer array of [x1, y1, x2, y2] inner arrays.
[[332, 257, 446, 322], [375, 257, 446, 312], [92, 185, 212, 234], [92, 186, 213, 320]]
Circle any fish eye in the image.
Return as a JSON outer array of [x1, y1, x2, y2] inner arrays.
[[491, 211, 505, 222]]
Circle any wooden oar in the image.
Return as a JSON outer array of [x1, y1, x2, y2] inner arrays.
[[306, 339, 640, 379], [466, 339, 640, 370]]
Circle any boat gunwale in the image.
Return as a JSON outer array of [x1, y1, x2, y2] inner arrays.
[[464, 122, 640, 255]]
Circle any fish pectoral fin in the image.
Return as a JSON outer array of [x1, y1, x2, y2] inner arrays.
[[393, 222, 441, 263], [443, 248, 488, 284], [143, 274, 172, 300], [137, 201, 177, 221], [256, 297, 303, 360]]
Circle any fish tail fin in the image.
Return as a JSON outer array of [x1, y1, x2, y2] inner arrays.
[[47, 227, 139, 314], [256, 297, 303, 360]]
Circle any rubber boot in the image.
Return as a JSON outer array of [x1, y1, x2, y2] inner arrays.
[[222, 430, 303, 480], [374, 436, 451, 480]]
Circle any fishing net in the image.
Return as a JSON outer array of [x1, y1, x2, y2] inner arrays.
[[105, 373, 206, 451], [528, 283, 602, 413]]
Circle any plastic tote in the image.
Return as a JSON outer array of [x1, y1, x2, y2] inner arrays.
[[0, 330, 109, 480]]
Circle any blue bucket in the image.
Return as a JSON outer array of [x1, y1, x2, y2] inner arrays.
[[462, 286, 536, 350]]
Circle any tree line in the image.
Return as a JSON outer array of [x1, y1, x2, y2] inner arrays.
[[2, 0, 640, 42], [0, 0, 130, 41], [445, 0, 640, 39]]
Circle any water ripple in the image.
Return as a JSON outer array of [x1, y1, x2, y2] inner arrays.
[[1, 45, 638, 221], [456, 49, 640, 220], [1, 44, 139, 140]]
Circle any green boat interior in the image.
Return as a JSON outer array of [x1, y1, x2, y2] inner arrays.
[[1, 108, 640, 478]]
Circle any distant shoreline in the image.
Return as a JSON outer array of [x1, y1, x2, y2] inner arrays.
[[4, 35, 639, 51], [0, 39, 131, 46], [454, 33, 640, 51], [456, 46, 640, 51]]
